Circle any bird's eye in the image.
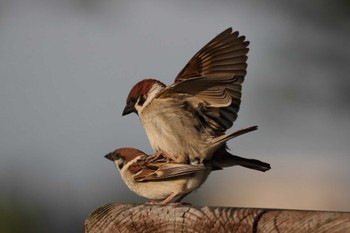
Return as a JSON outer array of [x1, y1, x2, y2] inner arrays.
[[115, 153, 121, 159], [138, 95, 146, 106]]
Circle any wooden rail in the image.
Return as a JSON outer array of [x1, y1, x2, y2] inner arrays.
[[85, 203, 350, 233]]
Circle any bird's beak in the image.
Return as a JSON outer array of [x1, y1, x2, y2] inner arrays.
[[105, 152, 115, 161], [122, 104, 135, 116]]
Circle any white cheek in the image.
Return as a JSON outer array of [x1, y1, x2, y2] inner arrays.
[[135, 84, 164, 114]]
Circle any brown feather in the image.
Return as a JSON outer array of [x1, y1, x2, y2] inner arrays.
[[155, 28, 249, 133], [131, 159, 207, 182], [174, 28, 249, 82], [126, 79, 166, 104]]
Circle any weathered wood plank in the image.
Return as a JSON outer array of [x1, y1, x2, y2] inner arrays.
[[84, 203, 350, 233]]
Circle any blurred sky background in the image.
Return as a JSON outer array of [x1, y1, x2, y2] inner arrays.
[[1, 0, 350, 232]]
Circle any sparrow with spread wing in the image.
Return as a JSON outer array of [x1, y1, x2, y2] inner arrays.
[[122, 28, 269, 170], [105, 147, 269, 205]]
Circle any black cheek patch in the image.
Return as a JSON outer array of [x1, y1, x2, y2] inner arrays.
[[118, 163, 124, 170]]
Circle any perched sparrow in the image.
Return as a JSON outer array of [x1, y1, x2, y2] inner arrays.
[[105, 147, 270, 204], [122, 28, 269, 168], [105, 148, 211, 205]]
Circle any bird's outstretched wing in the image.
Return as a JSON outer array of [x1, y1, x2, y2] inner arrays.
[[158, 28, 249, 134], [174, 27, 248, 82]]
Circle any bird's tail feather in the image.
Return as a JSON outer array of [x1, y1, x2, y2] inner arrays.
[[210, 147, 271, 172], [212, 125, 258, 146]]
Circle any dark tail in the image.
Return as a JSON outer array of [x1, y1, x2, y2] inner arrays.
[[210, 147, 271, 172]]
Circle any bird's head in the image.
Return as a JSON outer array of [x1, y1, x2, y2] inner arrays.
[[122, 79, 165, 116], [105, 147, 145, 170]]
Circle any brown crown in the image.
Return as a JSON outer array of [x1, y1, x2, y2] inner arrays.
[[126, 79, 165, 104]]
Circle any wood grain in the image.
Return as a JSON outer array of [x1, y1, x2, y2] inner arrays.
[[85, 203, 350, 233]]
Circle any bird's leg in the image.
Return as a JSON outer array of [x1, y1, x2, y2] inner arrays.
[[145, 150, 178, 163], [160, 193, 178, 205], [174, 193, 190, 202], [144, 151, 163, 163], [171, 193, 192, 206], [168, 192, 191, 206], [145, 193, 178, 205]]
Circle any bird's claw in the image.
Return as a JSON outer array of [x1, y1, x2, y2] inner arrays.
[[145, 150, 178, 163]]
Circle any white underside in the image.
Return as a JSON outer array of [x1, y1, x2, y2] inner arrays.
[[120, 157, 210, 200]]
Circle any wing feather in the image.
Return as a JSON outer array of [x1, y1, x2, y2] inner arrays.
[[158, 28, 249, 134], [129, 156, 207, 182], [174, 28, 248, 82]]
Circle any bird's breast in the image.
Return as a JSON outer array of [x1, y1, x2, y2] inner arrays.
[[139, 99, 208, 161]]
